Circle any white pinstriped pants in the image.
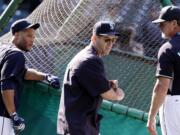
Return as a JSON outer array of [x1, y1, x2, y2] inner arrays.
[[0, 116, 15, 135], [159, 95, 180, 135]]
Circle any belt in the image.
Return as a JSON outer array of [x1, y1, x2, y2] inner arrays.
[[0, 113, 10, 118], [167, 91, 180, 95], [167, 89, 180, 95]]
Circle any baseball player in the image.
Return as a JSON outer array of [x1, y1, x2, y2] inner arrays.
[[147, 5, 180, 135], [0, 19, 60, 135], [57, 21, 125, 135]]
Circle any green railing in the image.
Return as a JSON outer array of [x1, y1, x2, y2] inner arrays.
[[160, 0, 172, 6], [19, 81, 161, 135]]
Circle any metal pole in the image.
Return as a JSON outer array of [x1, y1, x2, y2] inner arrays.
[[0, 0, 23, 33]]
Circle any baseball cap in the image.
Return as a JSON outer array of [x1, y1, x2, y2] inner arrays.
[[152, 5, 180, 23], [93, 21, 120, 36], [11, 19, 40, 35]]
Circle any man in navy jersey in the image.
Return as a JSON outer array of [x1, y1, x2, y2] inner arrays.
[[147, 5, 180, 135], [57, 21, 125, 135], [0, 19, 60, 135]]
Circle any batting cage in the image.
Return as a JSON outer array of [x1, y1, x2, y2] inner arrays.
[[0, 0, 174, 134]]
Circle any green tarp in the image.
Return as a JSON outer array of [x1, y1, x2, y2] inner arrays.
[[19, 81, 161, 135]]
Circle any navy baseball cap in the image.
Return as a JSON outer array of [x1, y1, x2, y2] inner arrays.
[[152, 5, 180, 23], [11, 19, 40, 35], [93, 21, 120, 36]]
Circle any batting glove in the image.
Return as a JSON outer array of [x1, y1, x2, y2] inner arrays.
[[45, 74, 60, 89], [10, 112, 25, 134]]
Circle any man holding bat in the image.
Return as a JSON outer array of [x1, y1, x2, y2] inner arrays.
[[57, 21, 125, 135]]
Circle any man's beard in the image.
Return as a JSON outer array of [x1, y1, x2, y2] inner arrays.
[[17, 43, 29, 52]]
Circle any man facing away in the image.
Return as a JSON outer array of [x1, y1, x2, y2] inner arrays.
[[147, 5, 180, 135], [0, 19, 60, 135], [57, 21, 125, 135]]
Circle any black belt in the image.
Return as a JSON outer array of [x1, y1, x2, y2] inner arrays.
[[0, 113, 10, 118], [167, 90, 180, 95]]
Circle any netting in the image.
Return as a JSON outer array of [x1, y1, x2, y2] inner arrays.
[[172, 0, 180, 5], [0, 0, 170, 112]]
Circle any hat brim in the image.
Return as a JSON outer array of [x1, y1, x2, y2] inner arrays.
[[25, 23, 40, 30], [98, 32, 120, 36], [152, 18, 166, 23]]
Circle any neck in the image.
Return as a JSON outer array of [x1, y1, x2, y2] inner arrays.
[[91, 41, 102, 57], [10, 37, 21, 50], [175, 26, 180, 35]]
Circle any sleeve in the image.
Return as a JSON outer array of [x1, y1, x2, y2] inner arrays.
[[1, 51, 27, 90], [1, 79, 16, 91], [77, 57, 110, 97], [156, 44, 174, 78]]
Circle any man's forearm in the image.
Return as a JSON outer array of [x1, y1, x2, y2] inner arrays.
[[24, 68, 46, 81], [101, 88, 124, 101], [2, 90, 16, 115], [148, 81, 168, 119]]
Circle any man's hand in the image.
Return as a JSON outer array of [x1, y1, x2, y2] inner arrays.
[[147, 117, 157, 135], [115, 88, 125, 101], [109, 80, 118, 90], [45, 74, 60, 89], [10, 112, 25, 134], [109, 80, 125, 101]]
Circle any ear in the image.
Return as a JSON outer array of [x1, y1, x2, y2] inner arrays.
[[173, 20, 178, 27], [14, 32, 20, 38], [91, 35, 97, 42]]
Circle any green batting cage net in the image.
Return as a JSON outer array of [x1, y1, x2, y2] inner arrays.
[[1, 0, 164, 111]]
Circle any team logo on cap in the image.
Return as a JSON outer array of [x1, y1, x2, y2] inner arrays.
[[177, 52, 180, 57], [110, 23, 114, 30]]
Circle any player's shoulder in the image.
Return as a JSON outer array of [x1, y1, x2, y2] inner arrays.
[[1, 42, 22, 51], [7, 49, 24, 59], [157, 40, 178, 60], [81, 45, 102, 63], [69, 46, 102, 70], [79, 53, 102, 70], [159, 34, 180, 54], [169, 33, 180, 49], [74, 45, 100, 60], [0, 43, 25, 60], [158, 41, 171, 54]]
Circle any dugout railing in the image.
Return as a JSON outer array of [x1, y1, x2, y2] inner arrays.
[[19, 81, 162, 135]]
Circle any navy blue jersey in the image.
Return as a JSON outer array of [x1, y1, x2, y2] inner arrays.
[[0, 43, 27, 118], [156, 33, 180, 95], [58, 45, 110, 135]]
